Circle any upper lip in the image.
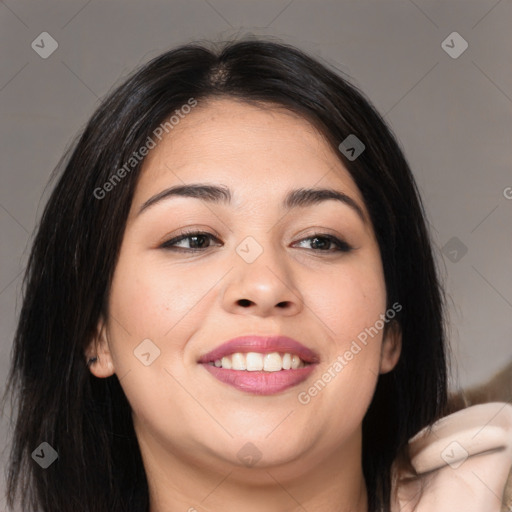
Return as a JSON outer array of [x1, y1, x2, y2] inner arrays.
[[197, 335, 320, 364]]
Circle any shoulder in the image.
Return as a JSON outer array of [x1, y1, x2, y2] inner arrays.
[[392, 402, 512, 512]]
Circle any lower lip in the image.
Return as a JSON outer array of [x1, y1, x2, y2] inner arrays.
[[201, 363, 317, 395]]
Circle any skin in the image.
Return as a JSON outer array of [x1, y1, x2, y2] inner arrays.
[[86, 97, 402, 512]]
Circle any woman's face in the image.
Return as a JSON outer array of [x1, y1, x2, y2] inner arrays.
[[88, 97, 401, 480]]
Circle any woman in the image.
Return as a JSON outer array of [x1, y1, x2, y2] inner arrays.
[[2, 38, 511, 512]]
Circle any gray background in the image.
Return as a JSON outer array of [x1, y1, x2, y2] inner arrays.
[[1, 1, 511, 508]]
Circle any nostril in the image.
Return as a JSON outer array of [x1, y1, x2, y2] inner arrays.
[[238, 299, 252, 307]]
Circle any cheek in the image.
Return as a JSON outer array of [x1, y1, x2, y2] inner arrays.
[[105, 244, 232, 383], [109, 249, 219, 339], [104, 249, 211, 425], [311, 258, 387, 346], [300, 254, 387, 407]]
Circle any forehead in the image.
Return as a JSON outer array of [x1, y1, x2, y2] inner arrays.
[[133, 98, 366, 214]]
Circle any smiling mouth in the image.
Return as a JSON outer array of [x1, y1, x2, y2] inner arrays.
[[198, 335, 319, 394], [207, 351, 310, 371]]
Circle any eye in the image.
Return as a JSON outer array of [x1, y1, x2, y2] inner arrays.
[[159, 230, 221, 251], [293, 234, 353, 253], [160, 230, 352, 253]]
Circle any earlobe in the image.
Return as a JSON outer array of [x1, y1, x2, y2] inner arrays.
[[380, 321, 402, 374], [84, 315, 116, 378]]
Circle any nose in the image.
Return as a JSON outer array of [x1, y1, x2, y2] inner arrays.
[[221, 241, 304, 318]]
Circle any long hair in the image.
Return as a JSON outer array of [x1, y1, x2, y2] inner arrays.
[[2, 37, 449, 511]]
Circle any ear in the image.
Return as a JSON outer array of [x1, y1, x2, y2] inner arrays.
[[84, 314, 116, 378], [379, 320, 402, 374]]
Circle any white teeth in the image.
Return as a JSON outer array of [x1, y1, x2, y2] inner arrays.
[[231, 353, 246, 370], [263, 352, 283, 372], [210, 352, 307, 371], [221, 356, 232, 369], [246, 352, 263, 371]]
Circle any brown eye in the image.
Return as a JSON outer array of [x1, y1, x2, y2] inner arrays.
[[293, 234, 353, 253], [160, 231, 221, 251]]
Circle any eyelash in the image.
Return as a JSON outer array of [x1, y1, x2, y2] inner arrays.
[[159, 230, 353, 253]]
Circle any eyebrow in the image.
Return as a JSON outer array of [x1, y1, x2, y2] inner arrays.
[[137, 183, 367, 224]]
